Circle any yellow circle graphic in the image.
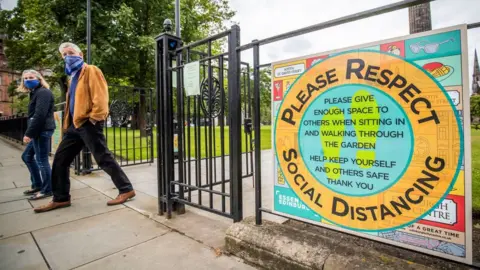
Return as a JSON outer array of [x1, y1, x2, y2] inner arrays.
[[275, 51, 462, 231]]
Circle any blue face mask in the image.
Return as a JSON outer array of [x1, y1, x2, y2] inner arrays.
[[24, 79, 40, 90], [64, 55, 84, 75]]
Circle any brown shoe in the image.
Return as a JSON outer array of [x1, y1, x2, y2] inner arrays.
[[107, 190, 136, 206], [34, 201, 71, 213]]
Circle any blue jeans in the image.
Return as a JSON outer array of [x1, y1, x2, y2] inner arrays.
[[21, 130, 53, 193]]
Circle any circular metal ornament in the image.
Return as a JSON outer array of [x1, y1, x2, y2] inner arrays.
[[200, 77, 222, 118], [109, 100, 132, 126]]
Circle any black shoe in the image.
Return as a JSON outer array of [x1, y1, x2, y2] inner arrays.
[[24, 188, 41, 195], [29, 192, 53, 201]]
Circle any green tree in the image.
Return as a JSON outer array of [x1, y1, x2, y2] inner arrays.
[[471, 95, 480, 129], [239, 67, 272, 125], [6, 81, 28, 114], [1, 0, 235, 130], [258, 68, 272, 124]]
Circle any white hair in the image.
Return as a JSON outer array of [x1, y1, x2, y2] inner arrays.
[[59, 42, 82, 54]]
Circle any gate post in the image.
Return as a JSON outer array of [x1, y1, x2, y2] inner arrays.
[[252, 40, 262, 225], [155, 36, 165, 216], [228, 25, 243, 222], [155, 29, 182, 218]]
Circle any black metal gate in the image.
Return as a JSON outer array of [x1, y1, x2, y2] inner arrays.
[[156, 25, 250, 221]]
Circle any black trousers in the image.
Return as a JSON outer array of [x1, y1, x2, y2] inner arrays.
[[52, 121, 133, 202]]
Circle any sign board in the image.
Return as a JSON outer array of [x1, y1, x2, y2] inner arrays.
[[184, 61, 200, 96], [172, 60, 177, 88], [271, 25, 471, 264], [51, 111, 63, 153]]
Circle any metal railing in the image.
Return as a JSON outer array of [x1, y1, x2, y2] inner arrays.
[[73, 85, 155, 175], [0, 86, 154, 173], [0, 114, 28, 143]]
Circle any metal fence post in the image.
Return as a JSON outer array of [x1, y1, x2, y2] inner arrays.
[[162, 34, 174, 219], [175, 43, 186, 215], [150, 88, 155, 164], [228, 24, 243, 222], [253, 40, 262, 225], [155, 38, 165, 216]]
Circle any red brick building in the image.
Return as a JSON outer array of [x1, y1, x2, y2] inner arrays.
[[0, 35, 20, 117]]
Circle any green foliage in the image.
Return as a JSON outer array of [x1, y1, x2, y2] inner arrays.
[[7, 81, 17, 97], [239, 67, 272, 124], [11, 93, 29, 114], [471, 95, 480, 129], [471, 95, 480, 118], [105, 125, 272, 160], [259, 68, 272, 124], [1, 0, 236, 90], [471, 128, 480, 212]]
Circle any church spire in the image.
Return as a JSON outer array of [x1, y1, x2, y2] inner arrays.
[[473, 49, 480, 95]]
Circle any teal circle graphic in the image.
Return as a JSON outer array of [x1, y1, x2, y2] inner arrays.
[[298, 84, 414, 196]]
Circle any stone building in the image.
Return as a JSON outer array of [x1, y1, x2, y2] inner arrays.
[[408, 3, 432, 34]]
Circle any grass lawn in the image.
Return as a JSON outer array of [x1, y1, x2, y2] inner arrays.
[[104, 125, 272, 161], [472, 128, 480, 212]]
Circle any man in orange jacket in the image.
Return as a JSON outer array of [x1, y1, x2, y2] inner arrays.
[[34, 42, 135, 213]]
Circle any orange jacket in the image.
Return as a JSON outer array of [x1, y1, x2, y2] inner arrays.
[[63, 64, 109, 131]]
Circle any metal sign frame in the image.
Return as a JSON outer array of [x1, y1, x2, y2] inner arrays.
[[269, 24, 471, 264]]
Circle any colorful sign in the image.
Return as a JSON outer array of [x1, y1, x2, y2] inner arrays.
[[271, 25, 471, 264], [51, 111, 63, 153], [174, 133, 179, 153]]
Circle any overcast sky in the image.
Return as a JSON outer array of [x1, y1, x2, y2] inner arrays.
[[228, 0, 480, 91], [2, 0, 480, 90]]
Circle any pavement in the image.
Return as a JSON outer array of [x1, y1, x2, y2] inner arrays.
[[0, 137, 260, 270]]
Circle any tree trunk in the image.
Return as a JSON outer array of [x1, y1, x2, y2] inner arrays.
[[138, 92, 147, 136], [131, 0, 150, 137]]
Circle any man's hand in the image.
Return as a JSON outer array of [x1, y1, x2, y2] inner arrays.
[[23, 136, 31, 143]]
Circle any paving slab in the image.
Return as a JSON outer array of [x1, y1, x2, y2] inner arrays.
[[0, 180, 16, 190], [0, 160, 26, 167], [11, 179, 32, 188], [0, 179, 89, 204], [97, 184, 231, 249], [0, 233, 49, 270], [131, 181, 158, 197], [108, 189, 158, 216], [0, 166, 31, 188], [75, 174, 117, 193], [10, 174, 89, 189], [155, 210, 231, 248], [0, 200, 31, 215], [34, 208, 170, 270], [0, 194, 124, 239], [76, 232, 255, 270], [29, 187, 101, 208], [0, 187, 31, 203], [96, 163, 157, 182]]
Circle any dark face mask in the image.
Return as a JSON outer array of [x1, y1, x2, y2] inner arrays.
[[25, 79, 40, 89]]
